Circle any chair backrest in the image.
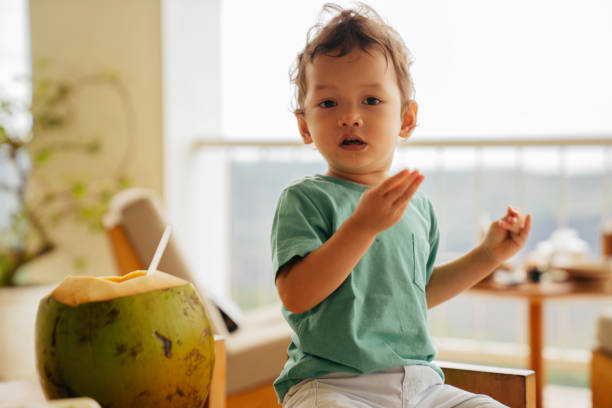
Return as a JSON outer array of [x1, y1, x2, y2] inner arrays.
[[103, 188, 230, 337]]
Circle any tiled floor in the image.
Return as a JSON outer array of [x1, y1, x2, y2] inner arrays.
[[544, 385, 591, 408]]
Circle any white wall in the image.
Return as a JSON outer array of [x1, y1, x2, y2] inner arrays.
[[27, 0, 163, 282]]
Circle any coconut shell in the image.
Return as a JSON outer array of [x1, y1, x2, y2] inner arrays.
[[35, 271, 215, 408]]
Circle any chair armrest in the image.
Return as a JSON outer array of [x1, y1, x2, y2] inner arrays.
[[205, 336, 227, 408], [436, 361, 536, 408]]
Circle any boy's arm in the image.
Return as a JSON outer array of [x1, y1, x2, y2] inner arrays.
[[276, 170, 424, 314], [426, 246, 498, 309], [276, 216, 377, 314], [426, 207, 532, 309]]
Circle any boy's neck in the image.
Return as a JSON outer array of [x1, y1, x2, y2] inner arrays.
[[325, 168, 388, 187]]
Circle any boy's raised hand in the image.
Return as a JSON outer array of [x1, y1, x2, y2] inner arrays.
[[349, 169, 424, 234], [481, 206, 532, 265]]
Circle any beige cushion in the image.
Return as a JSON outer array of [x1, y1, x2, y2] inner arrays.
[[597, 309, 612, 355], [226, 303, 293, 395]]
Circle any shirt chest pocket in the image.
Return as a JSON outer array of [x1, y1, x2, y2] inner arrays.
[[412, 233, 430, 292]]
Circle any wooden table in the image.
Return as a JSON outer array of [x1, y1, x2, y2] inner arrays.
[[469, 277, 612, 408]]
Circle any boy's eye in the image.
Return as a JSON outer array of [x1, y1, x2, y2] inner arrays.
[[363, 97, 381, 105], [318, 100, 337, 108]]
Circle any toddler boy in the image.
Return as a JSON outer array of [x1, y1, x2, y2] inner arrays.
[[271, 4, 531, 407]]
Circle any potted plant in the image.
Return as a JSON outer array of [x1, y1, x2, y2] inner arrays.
[[0, 62, 134, 380]]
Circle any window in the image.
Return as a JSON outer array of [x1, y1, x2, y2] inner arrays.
[[220, 0, 612, 140], [0, 0, 30, 230], [0, 0, 30, 106]]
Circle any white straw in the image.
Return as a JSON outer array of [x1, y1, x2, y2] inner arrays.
[[147, 225, 172, 276]]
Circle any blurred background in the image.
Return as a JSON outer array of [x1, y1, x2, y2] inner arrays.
[[1, 1, 611, 406]]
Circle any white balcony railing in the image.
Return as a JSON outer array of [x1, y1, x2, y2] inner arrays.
[[192, 135, 612, 253]]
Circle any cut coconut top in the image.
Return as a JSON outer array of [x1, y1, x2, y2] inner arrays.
[[49, 270, 188, 306]]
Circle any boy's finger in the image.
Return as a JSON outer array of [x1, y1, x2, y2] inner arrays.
[[392, 174, 424, 206], [379, 169, 413, 194], [510, 214, 532, 246], [507, 211, 525, 228], [383, 171, 421, 200], [505, 213, 532, 244], [498, 218, 521, 234], [507, 206, 520, 217], [519, 213, 532, 238]]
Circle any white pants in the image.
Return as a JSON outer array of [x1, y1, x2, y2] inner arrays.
[[282, 365, 508, 408]]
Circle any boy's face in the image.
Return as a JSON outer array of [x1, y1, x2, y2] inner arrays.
[[296, 47, 417, 185]]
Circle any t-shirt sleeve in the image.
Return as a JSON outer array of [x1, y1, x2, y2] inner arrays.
[[270, 186, 331, 278], [425, 198, 440, 285]]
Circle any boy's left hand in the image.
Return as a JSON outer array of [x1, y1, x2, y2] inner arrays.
[[481, 206, 532, 265]]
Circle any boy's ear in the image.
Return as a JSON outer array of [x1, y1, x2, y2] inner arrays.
[[399, 101, 418, 139], [296, 112, 313, 144]]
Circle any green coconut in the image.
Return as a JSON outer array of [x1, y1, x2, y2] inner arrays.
[[35, 270, 215, 408]]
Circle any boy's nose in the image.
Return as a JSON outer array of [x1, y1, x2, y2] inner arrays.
[[337, 113, 363, 128]]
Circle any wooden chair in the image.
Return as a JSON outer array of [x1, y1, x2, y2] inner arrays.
[[103, 189, 536, 408]]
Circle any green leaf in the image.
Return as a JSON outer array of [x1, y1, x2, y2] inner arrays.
[[87, 139, 101, 154], [76, 206, 94, 221], [0, 126, 8, 143], [0, 255, 15, 275], [36, 112, 64, 128], [72, 182, 86, 198], [118, 176, 131, 189], [35, 78, 51, 95], [35, 148, 52, 164]]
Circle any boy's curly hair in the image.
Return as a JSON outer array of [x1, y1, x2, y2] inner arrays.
[[291, 3, 415, 114]]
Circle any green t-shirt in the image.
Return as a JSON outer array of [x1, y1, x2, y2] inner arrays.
[[270, 174, 442, 403]]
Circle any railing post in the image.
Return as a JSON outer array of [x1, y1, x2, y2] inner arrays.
[[517, 145, 525, 216], [475, 146, 484, 243], [558, 145, 568, 229]]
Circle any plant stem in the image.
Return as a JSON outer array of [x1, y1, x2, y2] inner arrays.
[[3, 143, 56, 286]]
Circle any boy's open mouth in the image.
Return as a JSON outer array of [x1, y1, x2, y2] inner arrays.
[[339, 134, 366, 147], [339, 135, 367, 151], [341, 139, 365, 146]]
